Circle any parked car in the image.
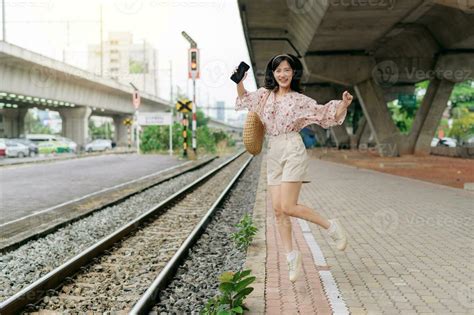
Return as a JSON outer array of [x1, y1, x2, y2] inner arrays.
[[12, 138, 39, 156], [27, 134, 77, 153], [0, 139, 6, 157], [55, 141, 72, 153], [438, 137, 457, 148], [26, 134, 58, 143], [5, 140, 30, 158], [85, 139, 112, 152], [38, 141, 71, 154], [38, 141, 58, 155], [56, 136, 77, 153]]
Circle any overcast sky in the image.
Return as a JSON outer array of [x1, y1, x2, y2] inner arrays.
[[0, 0, 257, 120]]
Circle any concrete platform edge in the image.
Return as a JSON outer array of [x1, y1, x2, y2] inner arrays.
[[242, 156, 267, 314]]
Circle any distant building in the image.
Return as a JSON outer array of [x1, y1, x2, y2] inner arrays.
[[227, 112, 246, 127], [88, 32, 158, 95], [37, 109, 61, 133], [216, 101, 225, 122]]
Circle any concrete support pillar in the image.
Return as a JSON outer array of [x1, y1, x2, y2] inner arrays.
[[330, 123, 351, 149], [113, 115, 131, 147], [58, 106, 91, 150], [307, 124, 329, 147], [350, 116, 367, 149], [404, 78, 455, 156], [358, 121, 373, 147], [0, 108, 28, 138], [355, 79, 400, 157]]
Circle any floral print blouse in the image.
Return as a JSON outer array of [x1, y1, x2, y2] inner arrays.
[[235, 87, 347, 136]]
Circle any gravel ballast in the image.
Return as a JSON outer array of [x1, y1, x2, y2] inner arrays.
[[153, 154, 262, 314], [0, 155, 237, 302]]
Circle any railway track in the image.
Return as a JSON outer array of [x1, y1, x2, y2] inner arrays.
[[0, 150, 253, 314], [0, 154, 218, 252]]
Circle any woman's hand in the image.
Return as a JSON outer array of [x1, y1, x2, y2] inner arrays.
[[342, 91, 353, 107], [233, 66, 248, 83], [234, 66, 247, 98]]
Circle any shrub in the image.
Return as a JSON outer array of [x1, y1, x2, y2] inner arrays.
[[140, 123, 235, 154], [201, 270, 256, 315], [197, 125, 217, 153], [140, 122, 183, 152], [231, 213, 258, 252]]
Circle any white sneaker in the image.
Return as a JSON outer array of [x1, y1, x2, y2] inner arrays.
[[327, 219, 348, 251], [287, 250, 302, 282]]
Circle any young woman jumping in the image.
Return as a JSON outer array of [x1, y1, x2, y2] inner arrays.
[[233, 53, 353, 282]]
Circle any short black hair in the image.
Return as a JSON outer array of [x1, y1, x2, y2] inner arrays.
[[264, 53, 303, 93]]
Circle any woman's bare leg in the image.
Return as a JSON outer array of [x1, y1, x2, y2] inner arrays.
[[280, 181, 331, 229], [268, 184, 293, 254]]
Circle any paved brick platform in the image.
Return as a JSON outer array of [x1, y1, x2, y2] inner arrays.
[[301, 158, 473, 314], [244, 153, 473, 314], [265, 199, 333, 315]]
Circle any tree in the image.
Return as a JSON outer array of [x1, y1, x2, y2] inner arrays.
[[450, 80, 474, 110], [448, 107, 474, 142], [89, 119, 113, 140], [24, 111, 53, 134]]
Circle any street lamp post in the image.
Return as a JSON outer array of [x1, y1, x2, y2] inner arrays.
[[156, 61, 175, 156], [130, 82, 140, 154], [100, 4, 103, 76], [2, 0, 6, 41], [181, 31, 198, 155]]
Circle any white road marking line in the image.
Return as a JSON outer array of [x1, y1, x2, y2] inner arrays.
[[297, 218, 349, 315], [320, 271, 350, 315], [298, 219, 327, 266]]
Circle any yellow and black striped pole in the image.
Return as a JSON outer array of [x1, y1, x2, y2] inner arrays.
[[182, 114, 188, 158], [123, 118, 133, 149]]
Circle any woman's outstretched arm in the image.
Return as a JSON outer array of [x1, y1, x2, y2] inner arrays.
[[233, 65, 267, 112], [295, 90, 353, 130], [234, 68, 248, 99], [335, 91, 353, 121], [236, 73, 247, 99]]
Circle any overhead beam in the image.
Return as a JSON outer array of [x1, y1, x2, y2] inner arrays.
[[303, 53, 474, 85]]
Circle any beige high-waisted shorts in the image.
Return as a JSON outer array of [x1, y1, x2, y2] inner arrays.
[[266, 131, 311, 186]]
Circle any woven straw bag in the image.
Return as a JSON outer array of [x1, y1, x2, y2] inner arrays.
[[243, 89, 271, 155]]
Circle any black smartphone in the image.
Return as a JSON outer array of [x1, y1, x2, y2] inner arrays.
[[230, 61, 250, 84]]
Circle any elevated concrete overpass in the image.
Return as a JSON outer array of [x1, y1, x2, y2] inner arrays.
[[0, 42, 240, 147], [238, 0, 473, 156]]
